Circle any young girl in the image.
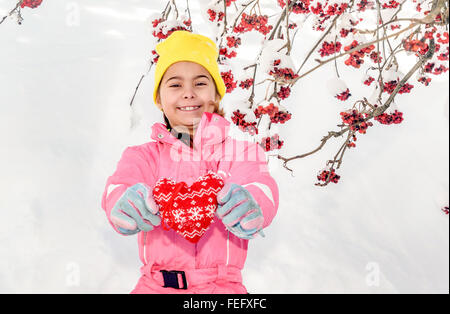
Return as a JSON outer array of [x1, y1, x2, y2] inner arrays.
[[101, 30, 279, 294]]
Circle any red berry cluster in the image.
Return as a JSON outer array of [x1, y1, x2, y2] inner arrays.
[[325, 2, 349, 16], [437, 46, 449, 61], [344, 41, 375, 68], [381, 0, 400, 9], [221, 70, 237, 93], [340, 109, 373, 134], [278, 0, 311, 14], [231, 110, 258, 135], [183, 19, 192, 27], [340, 28, 356, 38], [418, 76, 432, 86], [383, 80, 414, 94], [310, 2, 348, 16], [225, 0, 237, 6], [20, 0, 43, 8], [207, 9, 225, 22], [437, 32, 449, 44], [316, 169, 340, 184], [403, 39, 429, 56], [424, 62, 449, 75], [364, 76, 375, 86], [277, 86, 291, 100], [254, 103, 292, 124], [219, 47, 237, 59], [391, 24, 402, 31], [347, 134, 358, 148], [335, 88, 352, 101], [239, 78, 254, 90], [318, 41, 342, 57], [151, 49, 159, 64], [152, 21, 189, 40], [356, 0, 375, 12], [233, 13, 273, 35], [374, 110, 404, 125], [370, 51, 383, 63], [226, 36, 241, 48], [152, 18, 164, 28], [269, 59, 299, 83], [260, 134, 284, 152]]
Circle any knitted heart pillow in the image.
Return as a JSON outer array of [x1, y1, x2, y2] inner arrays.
[[152, 171, 225, 243]]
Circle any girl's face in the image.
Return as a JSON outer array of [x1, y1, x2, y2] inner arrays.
[[156, 61, 221, 136]]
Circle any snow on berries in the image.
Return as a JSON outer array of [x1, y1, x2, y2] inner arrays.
[[268, 59, 299, 83], [327, 78, 351, 101], [151, 18, 190, 40]]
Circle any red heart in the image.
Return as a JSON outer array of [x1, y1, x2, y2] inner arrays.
[[152, 171, 225, 243]]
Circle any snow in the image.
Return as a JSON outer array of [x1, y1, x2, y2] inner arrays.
[[0, 0, 448, 294]]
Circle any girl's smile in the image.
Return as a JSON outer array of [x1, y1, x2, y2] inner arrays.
[[177, 105, 202, 112]]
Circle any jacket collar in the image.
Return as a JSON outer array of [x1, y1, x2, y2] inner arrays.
[[151, 112, 230, 150]]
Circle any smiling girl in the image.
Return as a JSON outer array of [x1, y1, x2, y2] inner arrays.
[[101, 31, 279, 294]]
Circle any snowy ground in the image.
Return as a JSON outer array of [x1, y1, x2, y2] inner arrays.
[[0, 0, 448, 293]]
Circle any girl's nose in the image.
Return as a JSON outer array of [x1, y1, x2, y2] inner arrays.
[[182, 86, 195, 99]]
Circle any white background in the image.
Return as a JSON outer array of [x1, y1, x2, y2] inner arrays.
[[0, 0, 448, 293]]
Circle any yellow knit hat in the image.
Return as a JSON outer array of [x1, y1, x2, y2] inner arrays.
[[153, 30, 226, 105]]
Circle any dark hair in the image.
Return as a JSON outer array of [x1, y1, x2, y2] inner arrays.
[[164, 114, 172, 129]]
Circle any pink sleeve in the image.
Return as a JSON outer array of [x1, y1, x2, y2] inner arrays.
[[218, 141, 279, 229], [101, 143, 159, 234]]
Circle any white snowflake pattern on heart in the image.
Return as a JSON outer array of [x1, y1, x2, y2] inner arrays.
[[189, 207, 203, 220]]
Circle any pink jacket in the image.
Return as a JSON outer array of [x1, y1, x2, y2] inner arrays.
[[101, 112, 279, 293]]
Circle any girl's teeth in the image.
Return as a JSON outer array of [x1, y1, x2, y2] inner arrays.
[[179, 106, 200, 111]]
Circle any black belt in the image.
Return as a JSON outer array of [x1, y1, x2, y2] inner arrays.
[[160, 270, 188, 290]]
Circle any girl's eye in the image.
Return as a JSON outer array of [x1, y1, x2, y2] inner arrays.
[[170, 84, 180, 87], [196, 82, 207, 86]]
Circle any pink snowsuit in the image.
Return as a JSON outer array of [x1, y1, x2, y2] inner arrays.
[[101, 112, 279, 294]]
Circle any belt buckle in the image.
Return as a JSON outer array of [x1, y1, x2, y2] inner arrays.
[[160, 270, 188, 290]]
